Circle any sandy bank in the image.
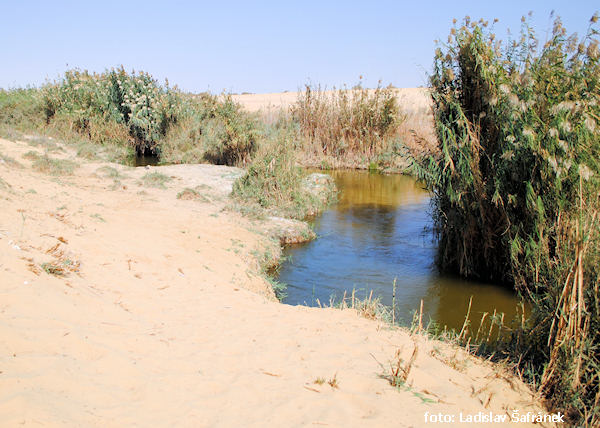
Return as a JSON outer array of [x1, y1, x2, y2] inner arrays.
[[0, 136, 552, 427]]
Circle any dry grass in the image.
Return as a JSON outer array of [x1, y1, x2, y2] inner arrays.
[[291, 82, 402, 160], [176, 187, 211, 202], [23, 151, 78, 176], [140, 171, 172, 188]]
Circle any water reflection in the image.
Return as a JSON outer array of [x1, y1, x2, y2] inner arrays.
[[278, 170, 523, 332], [132, 155, 160, 167]]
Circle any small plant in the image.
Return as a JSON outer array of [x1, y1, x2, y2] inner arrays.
[[312, 374, 339, 389], [334, 288, 392, 323], [313, 377, 326, 385], [140, 171, 171, 188], [0, 176, 11, 190], [265, 277, 287, 301], [327, 373, 339, 389], [96, 166, 128, 180], [90, 213, 106, 222], [382, 345, 418, 388], [0, 151, 23, 168], [26, 136, 62, 152], [24, 151, 78, 175], [176, 187, 210, 202], [41, 261, 65, 276]]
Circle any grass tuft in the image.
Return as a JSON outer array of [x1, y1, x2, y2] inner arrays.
[[23, 151, 78, 175], [140, 171, 172, 188]]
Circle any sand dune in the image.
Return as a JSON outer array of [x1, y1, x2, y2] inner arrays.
[[231, 88, 431, 114], [0, 137, 553, 427]]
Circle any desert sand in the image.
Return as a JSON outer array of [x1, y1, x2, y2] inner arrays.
[[1, 134, 553, 427], [231, 88, 431, 114]]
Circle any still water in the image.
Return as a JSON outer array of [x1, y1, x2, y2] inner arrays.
[[277, 170, 523, 332]]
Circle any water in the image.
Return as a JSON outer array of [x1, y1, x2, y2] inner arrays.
[[133, 154, 160, 167], [277, 170, 523, 332]]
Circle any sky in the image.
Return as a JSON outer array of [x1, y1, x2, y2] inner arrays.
[[1, 1, 598, 93]]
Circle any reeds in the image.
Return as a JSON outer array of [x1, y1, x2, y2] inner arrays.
[[416, 14, 600, 425], [291, 81, 402, 159]]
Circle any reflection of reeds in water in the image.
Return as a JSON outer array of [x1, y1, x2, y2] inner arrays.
[[409, 295, 526, 355], [330, 170, 429, 208]]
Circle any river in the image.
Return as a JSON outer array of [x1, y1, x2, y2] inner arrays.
[[277, 170, 524, 333]]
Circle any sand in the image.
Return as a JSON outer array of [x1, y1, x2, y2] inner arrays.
[[231, 88, 431, 115], [0, 135, 554, 427]]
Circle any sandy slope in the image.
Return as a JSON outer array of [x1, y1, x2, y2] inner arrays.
[[0, 137, 553, 427]]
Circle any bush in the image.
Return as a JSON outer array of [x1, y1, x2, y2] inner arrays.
[[232, 124, 332, 219], [0, 88, 45, 131], [42, 67, 182, 155], [416, 15, 600, 425], [162, 94, 258, 167]]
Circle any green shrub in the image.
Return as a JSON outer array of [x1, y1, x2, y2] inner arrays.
[[42, 67, 182, 155], [24, 151, 78, 175], [162, 94, 259, 166], [140, 171, 172, 188], [232, 125, 331, 219], [416, 15, 600, 425], [0, 88, 45, 131]]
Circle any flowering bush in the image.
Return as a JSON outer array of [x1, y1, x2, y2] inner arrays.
[[43, 67, 182, 154]]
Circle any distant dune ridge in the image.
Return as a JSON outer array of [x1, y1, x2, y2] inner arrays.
[[232, 88, 431, 113]]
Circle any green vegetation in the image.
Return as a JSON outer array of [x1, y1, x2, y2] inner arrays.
[[292, 81, 402, 158], [415, 15, 600, 425], [0, 88, 45, 132], [140, 171, 172, 188], [1, 67, 414, 172], [23, 151, 78, 175], [0, 150, 23, 168], [42, 67, 178, 155], [160, 94, 259, 166], [0, 68, 261, 166], [96, 165, 129, 180], [232, 125, 335, 219], [176, 187, 211, 202]]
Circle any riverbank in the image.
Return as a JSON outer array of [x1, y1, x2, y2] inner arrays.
[[232, 87, 437, 171], [0, 135, 554, 427]]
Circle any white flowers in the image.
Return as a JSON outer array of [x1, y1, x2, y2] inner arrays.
[[523, 127, 535, 138], [584, 116, 596, 132], [558, 140, 568, 152], [579, 164, 594, 181], [559, 120, 572, 133]]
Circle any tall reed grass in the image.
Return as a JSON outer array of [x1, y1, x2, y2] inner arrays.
[[415, 14, 600, 425], [291, 81, 403, 160]]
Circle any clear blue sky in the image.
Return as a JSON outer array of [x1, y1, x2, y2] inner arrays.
[[1, 1, 598, 93]]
